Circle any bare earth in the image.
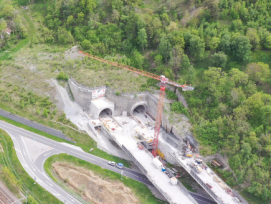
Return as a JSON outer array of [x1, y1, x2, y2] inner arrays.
[[53, 162, 140, 204]]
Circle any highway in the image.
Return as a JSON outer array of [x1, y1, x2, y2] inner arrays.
[[0, 120, 216, 204]]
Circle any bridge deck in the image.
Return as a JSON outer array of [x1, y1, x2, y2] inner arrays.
[[159, 136, 238, 204], [101, 116, 195, 204], [99, 112, 246, 204]]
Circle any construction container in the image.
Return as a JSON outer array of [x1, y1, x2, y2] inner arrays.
[[170, 177, 178, 185], [153, 158, 163, 169], [162, 167, 166, 172]]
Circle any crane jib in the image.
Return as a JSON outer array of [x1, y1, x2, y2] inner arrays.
[[79, 51, 194, 91]]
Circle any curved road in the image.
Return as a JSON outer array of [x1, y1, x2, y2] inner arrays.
[[0, 120, 216, 204]]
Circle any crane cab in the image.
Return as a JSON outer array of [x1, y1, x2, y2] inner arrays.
[[160, 75, 168, 84]]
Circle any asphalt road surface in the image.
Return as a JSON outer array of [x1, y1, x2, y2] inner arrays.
[[0, 120, 216, 204]]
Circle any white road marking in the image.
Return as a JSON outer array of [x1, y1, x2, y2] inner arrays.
[[15, 148, 21, 153], [44, 152, 51, 157]]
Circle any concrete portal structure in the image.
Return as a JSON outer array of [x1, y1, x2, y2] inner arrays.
[[130, 103, 148, 115], [90, 97, 114, 119]]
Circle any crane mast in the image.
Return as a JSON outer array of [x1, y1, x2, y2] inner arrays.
[[152, 76, 167, 157], [79, 51, 194, 157]]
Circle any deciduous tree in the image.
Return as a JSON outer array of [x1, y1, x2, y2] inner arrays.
[[180, 54, 190, 74], [169, 45, 183, 78], [189, 35, 205, 60], [231, 35, 252, 62], [159, 34, 172, 61], [246, 62, 270, 84], [137, 28, 147, 51], [212, 51, 227, 68], [246, 28, 260, 50]]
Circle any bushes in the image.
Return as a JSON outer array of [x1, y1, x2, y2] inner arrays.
[[165, 89, 178, 100], [56, 71, 69, 81], [81, 39, 91, 50], [171, 101, 190, 116], [2, 166, 20, 193], [57, 28, 74, 44]]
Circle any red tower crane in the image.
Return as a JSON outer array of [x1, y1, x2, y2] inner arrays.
[[79, 51, 194, 157]]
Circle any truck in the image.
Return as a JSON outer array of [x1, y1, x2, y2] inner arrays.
[[170, 177, 178, 185], [153, 158, 163, 169]]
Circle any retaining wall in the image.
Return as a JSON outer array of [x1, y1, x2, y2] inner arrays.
[[105, 88, 159, 117], [68, 78, 106, 109]]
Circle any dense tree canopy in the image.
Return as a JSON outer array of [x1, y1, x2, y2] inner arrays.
[[184, 65, 271, 201]]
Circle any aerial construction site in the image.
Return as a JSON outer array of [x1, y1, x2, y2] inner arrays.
[[64, 51, 247, 204]]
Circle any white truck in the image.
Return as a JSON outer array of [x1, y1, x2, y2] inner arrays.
[[153, 158, 163, 169], [170, 177, 178, 185]]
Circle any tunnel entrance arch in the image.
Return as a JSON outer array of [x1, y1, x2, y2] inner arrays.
[[130, 103, 148, 116], [99, 108, 113, 118]]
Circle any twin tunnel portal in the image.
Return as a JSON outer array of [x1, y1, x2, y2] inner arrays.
[[98, 104, 148, 119]]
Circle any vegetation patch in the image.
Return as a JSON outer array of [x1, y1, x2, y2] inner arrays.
[[0, 128, 60, 203]]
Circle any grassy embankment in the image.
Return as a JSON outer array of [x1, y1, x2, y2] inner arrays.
[[0, 128, 60, 203], [0, 5, 130, 166], [45, 153, 167, 204]]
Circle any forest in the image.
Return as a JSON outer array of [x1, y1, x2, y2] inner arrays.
[[1, 0, 271, 202]]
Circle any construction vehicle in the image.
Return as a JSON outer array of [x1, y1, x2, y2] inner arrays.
[[79, 51, 194, 157], [137, 143, 144, 150], [157, 148, 165, 160], [189, 162, 202, 173], [195, 158, 203, 164], [153, 157, 163, 169], [185, 140, 193, 157]]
